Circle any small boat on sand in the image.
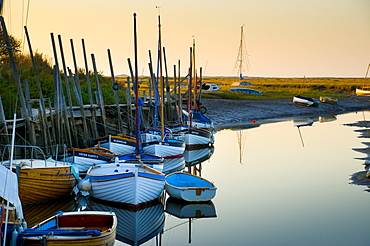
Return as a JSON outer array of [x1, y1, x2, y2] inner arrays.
[[319, 96, 338, 104], [230, 87, 263, 96], [293, 95, 318, 107], [19, 211, 117, 246], [356, 88, 370, 96], [165, 172, 217, 202]]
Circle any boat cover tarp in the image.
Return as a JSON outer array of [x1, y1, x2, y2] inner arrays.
[[182, 111, 212, 123], [21, 228, 102, 236], [0, 164, 23, 219]]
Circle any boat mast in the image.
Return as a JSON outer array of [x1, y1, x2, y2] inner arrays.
[[235, 24, 250, 80], [239, 25, 244, 80], [192, 39, 197, 111], [133, 13, 140, 155], [158, 15, 165, 140], [187, 47, 193, 115]]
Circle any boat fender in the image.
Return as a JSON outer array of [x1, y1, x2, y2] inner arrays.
[[22, 221, 27, 230], [17, 223, 24, 233], [79, 179, 92, 191], [10, 229, 18, 246]]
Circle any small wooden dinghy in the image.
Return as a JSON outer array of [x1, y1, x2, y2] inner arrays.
[[19, 211, 117, 246], [1, 145, 78, 205], [319, 96, 338, 104], [165, 172, 217, 202]]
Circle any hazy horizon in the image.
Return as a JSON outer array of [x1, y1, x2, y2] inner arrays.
[[3, 0, 370, 78]]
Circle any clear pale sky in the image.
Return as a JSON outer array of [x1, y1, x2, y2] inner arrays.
[[4, 0, 370, 77]]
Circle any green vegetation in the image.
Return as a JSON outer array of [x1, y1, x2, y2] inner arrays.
[[0, 34, 127, 119], [199, 77, 368, 100]]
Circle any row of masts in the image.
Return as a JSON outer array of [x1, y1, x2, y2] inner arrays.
[[0, 14, 204, 158]]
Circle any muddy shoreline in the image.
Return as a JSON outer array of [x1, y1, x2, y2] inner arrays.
[[201, 95, 370, 130]]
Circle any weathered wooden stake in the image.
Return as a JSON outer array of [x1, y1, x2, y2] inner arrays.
[[82, 39, 98, 139], [24, 26, 53, 153], [91, 53, 108, 136], [58, 34, 77, 147], [107, 49, 123, 133], [50, 33, 73, 147]]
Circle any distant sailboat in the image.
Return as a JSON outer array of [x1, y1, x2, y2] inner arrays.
[[230, 25, 262, 95], [356, 63, 370, 96], [232, 25, 252, 86]]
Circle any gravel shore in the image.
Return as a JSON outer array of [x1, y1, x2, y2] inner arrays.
[[201, 95, 370, 130]]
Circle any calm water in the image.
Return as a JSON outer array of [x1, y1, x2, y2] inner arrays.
[[23, 111, 370, 246]]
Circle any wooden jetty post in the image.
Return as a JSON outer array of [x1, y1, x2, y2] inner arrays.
[[24, 26, 53, 152], [0, 16, 35, 147], [91, 53, 108, 136], [107, 49, 123, 133], [0, 96, 10, 144], [70, 39, 89, 147], [82, 39, 98, 139], [58, 34, 78, 147], [50, 33, 73, 147]]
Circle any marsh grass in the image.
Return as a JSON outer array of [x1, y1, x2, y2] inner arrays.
[[117, 77, 368, 100], [199, 77, 368, 100]]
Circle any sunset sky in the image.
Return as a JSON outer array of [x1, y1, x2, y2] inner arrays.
[[3, 0, 370, 77]]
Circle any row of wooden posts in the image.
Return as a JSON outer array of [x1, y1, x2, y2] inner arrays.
[[0, 16, 203, 158]]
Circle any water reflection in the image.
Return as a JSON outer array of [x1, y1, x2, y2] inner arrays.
[[231, 124, 261, 164], [88, 200, 165, 246], [183, 146, 214, 166], [22, 195, 77, 228], [20, 111, 370, 245], [165, 197, 217, 244], [348, 116, 370, 188]]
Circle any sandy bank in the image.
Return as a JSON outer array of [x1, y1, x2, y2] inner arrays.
[[201, 95, 370, 130]]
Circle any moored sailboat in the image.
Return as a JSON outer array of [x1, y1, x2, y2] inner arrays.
[[84, 13, 165, 209], [141, 15, 186, 159]]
